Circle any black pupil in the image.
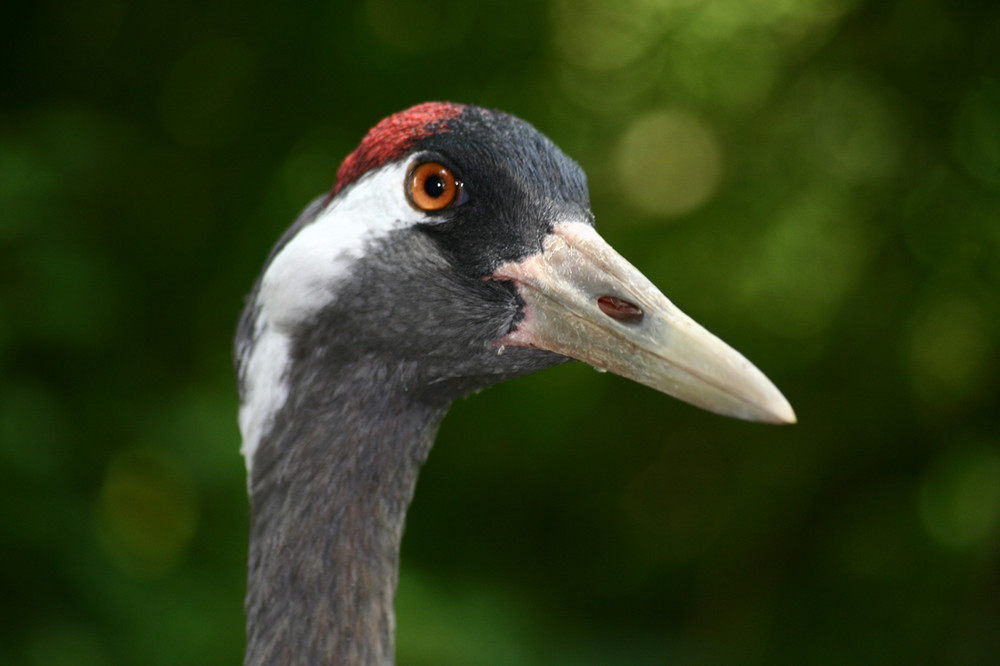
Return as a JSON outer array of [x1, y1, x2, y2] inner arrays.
[[424, 175, 446, 198]]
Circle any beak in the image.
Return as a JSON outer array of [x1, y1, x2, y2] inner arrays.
[[492, 222, 796, 424]]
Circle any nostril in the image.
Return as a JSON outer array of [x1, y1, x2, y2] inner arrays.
[[597, 296, 644, 324]]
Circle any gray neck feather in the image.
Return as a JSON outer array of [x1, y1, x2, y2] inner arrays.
[[244, 354, 446, 666]]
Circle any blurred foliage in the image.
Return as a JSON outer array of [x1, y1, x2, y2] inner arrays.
[[2, 0, 999, 664]]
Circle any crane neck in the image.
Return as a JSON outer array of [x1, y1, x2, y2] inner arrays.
[[243, 354, 446, 666]]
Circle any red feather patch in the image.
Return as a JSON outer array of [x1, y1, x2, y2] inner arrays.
[[330, 102, 466, 199]]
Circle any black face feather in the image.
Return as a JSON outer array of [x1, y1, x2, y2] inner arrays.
[[405, 106, 593, 278]]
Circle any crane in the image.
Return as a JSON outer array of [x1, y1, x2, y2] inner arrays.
[[235, 102, 794, 665]]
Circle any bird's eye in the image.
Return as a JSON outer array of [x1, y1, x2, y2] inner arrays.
[[408, 162, 462, 211]]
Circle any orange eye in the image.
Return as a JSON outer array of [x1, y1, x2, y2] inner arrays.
[[408, 162, 459, 211]]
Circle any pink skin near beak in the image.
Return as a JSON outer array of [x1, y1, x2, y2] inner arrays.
[[492, 222, 796, 424]]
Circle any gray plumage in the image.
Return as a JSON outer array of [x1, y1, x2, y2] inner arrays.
[[239, 216, 563, 664]]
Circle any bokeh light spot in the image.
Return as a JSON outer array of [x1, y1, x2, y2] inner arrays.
[[738, 190, 868, 337], [919, 443, 1000, 549], [906, 294, 996, 409], [553, 56, 659, 115], [815, 74, 903, 182], [669, 34, 780, 110], [550, 0, 658, 72], [952, 78, 1000, 187], [614, 109, 723, 218], [98, 447, 198, 578]]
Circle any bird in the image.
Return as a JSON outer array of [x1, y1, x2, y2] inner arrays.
[[235, 102, 795, 665]]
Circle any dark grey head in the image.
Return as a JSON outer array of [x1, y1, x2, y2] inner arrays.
[[236, 102, 795, 666], [235, 101, 795, 475]]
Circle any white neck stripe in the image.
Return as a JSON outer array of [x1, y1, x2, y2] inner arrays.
[[238, 160, 424, 473]]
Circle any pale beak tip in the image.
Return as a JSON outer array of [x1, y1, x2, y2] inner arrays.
[[784, 407, 798, 425], [763, 395, 797, 425]]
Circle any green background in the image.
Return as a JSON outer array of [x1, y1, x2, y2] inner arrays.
[[3, 0, 999, 663]]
